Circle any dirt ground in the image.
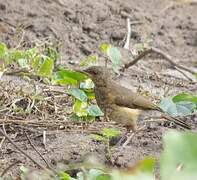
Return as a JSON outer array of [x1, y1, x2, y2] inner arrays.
[[0, 0, 197, 178]]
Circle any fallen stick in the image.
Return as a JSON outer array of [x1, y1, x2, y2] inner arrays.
[[124, 18, 131, 50], [121, 47, 195, 81], [0, 127, 47, 170]]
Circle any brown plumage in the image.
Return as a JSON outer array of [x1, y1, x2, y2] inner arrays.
[[82, 66, 190, 131]]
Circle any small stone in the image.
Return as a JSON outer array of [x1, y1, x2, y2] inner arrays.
[[59, 125, 65, 130]]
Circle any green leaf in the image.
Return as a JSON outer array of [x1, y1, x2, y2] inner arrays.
[[73, 100, 88, 117], [137, 157, 155, 173], [87, 105, 104, 117], [80, 79, 94, 89], [52, 72, 78, 86], [161, 130, 197, 180], [9, 50, 24, 60], [159, 97, 195, 116], [0, 42, 7, 58], [100, 43, 110, 54], [57, 68, 88, 81], [31, 55, 42, 71], [68, 88, 88, 102], [107, 46, 121, 73], [195, 72, 197, 80], [80, 55, 98, 67], [102, 128, 120, 139], [69, 113, 83, 121], [58, 171, 73, 180], [173, 92, 197, 107], [37, 56, 54, 77]]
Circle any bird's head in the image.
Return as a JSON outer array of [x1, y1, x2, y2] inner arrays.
[[82, 66, 112, 85]]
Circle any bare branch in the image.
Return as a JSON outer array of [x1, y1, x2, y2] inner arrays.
[[121, 47, 195, 81]]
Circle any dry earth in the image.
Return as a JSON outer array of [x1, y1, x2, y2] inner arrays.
[[0, 0, 196, 178]]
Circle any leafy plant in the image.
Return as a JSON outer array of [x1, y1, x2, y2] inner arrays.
[[0, 42, 56, 78], [93, 128, 121, 144], [159, 92, 196, 116], [100, 43, 121, 73], [93, 128, 121, 160]]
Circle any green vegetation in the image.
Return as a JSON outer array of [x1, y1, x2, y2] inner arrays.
[[159, 92, 197, 116], [1, 41, 196, 120]]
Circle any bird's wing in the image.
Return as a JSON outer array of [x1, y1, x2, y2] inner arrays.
[[111, 83, 157, 110]]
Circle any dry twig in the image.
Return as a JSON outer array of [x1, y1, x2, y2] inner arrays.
[[0, 127, 47, 170], [124, 18, 131, 50], [121, 47, 195, 81], [1, 160, 21, 177], [25, 132, 55, 172]]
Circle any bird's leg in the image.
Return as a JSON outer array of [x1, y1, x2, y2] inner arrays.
[[122, 125, 146, 148]]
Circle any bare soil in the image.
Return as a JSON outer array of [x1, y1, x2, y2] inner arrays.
[[0, 0, 197, 178]]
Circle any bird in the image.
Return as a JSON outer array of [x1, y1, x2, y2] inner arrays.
[[80, 66, 190, 133]]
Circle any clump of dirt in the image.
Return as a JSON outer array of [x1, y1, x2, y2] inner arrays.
[[0, 0, 196, 178]]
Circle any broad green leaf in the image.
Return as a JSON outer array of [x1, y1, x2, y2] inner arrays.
[[195, 72, 197, 80], [161, 130, 197, 180], [80, 55, 98, 67], [107, 47, 121, 65], [80, 79, 94, 89], [100, 43, 110, 54], [52, 72, 78, 86], [107, 46, 121, 73], [173, 92, 197, 107], [57, 68, 88, 81], [87, 105, 104, 117], [102, 128, 120, 139], [159, 97, 195, 116], [37, 56, 54, 77], [68, 88, 88, 102], [73, 100, 88, 117], [0, 42, 7, 58]]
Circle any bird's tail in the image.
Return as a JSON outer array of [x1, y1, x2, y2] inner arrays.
[[162, 114, 191, 130]]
